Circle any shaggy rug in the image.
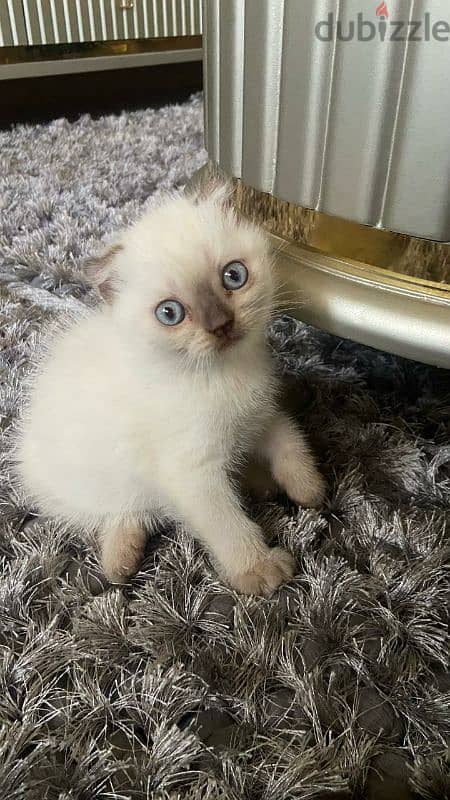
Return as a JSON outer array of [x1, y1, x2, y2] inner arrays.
[[0, 94, 449, 800]]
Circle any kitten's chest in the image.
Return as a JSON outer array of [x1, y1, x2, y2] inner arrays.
[[137, 355, 279, 465], [184, 363, 277, 448]]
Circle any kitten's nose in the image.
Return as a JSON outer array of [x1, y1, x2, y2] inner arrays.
[[200, 295, 234, 339], [212, 318, 234, 339]]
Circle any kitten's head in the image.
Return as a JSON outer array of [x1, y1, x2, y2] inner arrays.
[[86, 183, 275, 365]]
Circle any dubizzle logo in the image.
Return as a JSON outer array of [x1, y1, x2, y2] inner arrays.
[[315, 2, 449, 42]]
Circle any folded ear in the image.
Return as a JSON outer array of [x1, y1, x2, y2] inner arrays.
[[189, 174, 234, 209], [83, 242, 123, 302]]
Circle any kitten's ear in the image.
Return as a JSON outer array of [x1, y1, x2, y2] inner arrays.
[[83, 242, 123, 302], [190, 175, 234, 209]]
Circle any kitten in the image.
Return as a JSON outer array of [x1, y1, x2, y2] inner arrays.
[[15, 184, 325, 595]]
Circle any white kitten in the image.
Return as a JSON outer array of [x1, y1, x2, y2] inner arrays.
[[15, 185, 325, 595]]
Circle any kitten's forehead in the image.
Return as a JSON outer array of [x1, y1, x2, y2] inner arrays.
[[122, 192, 269, 296]]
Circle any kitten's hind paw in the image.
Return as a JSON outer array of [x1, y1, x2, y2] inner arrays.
[[229, 547, 295, 597], [101, 522, 147, 584]]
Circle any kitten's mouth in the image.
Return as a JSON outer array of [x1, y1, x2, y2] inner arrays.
[[215, 328, 244, 350]]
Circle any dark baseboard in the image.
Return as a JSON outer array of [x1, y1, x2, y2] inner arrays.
[[0, 59, 203, 128]]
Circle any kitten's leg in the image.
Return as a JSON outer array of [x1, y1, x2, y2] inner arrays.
[[170, 469, 294, 596], [100, 518, 147, 583], [260, 412, 326, 508]]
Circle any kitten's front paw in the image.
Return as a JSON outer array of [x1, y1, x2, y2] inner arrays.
[[283, 467, 326, 509], [229, 547, 295, 596]]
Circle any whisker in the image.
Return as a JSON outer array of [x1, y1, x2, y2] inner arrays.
[[243, 299, 304, 315], [271, 239, 290, 259]]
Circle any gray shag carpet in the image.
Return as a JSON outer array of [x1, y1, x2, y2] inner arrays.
[[1, 94, 449, 800]]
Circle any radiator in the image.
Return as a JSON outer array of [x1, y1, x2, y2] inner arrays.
[[204, 0, 450, 241], [0, 0, 202, 46]]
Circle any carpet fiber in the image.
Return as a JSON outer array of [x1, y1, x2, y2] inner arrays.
[[0, 94, 449, 800]]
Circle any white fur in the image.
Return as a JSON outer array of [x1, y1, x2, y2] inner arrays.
[[15, 187, 324, 595]]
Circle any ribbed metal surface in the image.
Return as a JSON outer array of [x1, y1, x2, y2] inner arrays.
[[204, 0, 450, 241], [1, 0, 202, 46], [0, 0, 27, 45]]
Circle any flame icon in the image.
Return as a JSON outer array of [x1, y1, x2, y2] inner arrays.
[[376, 1, 389, 17]]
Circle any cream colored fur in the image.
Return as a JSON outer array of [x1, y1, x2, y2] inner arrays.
[[15, 186, 324, 595]]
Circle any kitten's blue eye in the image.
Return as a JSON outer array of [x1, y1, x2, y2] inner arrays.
[[155, 299, 185, 326], [222, 261, 248, 290]]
